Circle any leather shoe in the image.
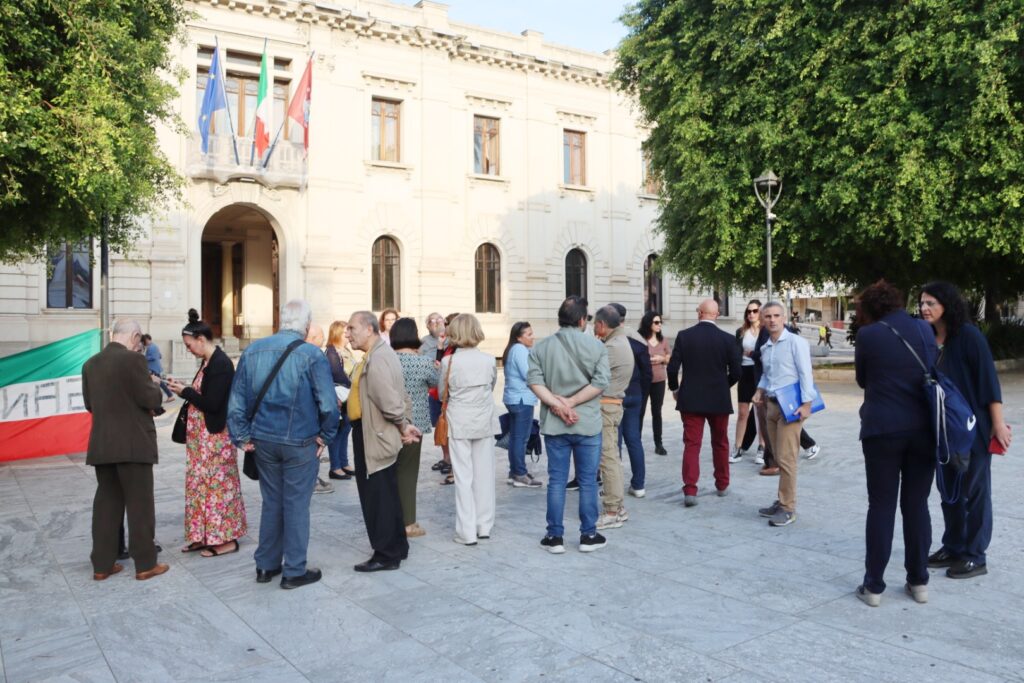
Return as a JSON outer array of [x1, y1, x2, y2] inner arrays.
[[280, 568, 322, 589], [927, 547, 958, 568], [654, 444, 668, 456], [354, 558, 400, 573], [947, 560, 987, 579], [93, 563, 124, 581], [759, 467, 780, 476], [256, 567, 282, 584], [135, 563, 170, 581]]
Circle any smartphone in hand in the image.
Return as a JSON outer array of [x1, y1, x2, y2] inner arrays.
[[990, 425, 1011, 455]]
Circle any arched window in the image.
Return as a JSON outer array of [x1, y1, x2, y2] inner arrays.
[[371, 236, 400, 311], [565, 248, 587, 299], [474, 243, 501, 313], [644, 253, 662, 313]]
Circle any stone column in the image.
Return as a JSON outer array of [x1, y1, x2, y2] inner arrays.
[[221, 241, 234, 338]]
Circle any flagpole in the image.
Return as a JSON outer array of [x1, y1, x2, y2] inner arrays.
[[249, 38, 268, 167], [215, 37, 241, 166], [264, 51, 314, 169]]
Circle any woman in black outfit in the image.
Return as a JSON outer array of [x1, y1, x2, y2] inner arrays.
[[853, 281, 938, 607], [919, 281, 1011, 579]]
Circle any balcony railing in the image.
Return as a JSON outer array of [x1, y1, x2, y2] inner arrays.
[[186, 133, 307, 189]]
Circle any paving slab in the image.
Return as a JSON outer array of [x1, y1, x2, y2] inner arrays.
[[1, 372, 1022, 682]]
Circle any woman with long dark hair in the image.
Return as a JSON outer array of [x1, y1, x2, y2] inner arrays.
[[502, 321, 541, 486], [919, 281, 1011, 579], [732, 300, 764, 462], [638, 311, 670, 455], [166, 309, 246, 558], [853, 281, 937, 606]]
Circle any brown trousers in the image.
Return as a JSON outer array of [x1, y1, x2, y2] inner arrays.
[[91, 463, 157, 573], [764, 401, 803, 512]]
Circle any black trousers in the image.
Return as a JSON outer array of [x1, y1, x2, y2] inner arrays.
[[640, 380, 666, 446], [92, 463, 157, 573], [862, 434, 934, 593], [352, 420, 409, 563]]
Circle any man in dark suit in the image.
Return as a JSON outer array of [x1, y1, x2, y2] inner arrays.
[[82, 319, 169, 581], [667, 299, 743, 506]]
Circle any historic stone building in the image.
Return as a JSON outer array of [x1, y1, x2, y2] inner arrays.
[[0, 0, 743, 363]]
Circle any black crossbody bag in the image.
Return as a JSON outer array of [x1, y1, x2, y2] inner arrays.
[[241, 339, 305, 480]]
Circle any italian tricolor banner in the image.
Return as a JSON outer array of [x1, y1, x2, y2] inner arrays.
[[253, 44, 271, 163], [0, 329, 101, 462]]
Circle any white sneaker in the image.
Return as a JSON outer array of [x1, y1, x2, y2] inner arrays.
[[628, 487, 646, 498], [805, 445, 821, 460], [728, 449, 743, 463], [596, 512, 623, 530], [754, 450, 765, 465]]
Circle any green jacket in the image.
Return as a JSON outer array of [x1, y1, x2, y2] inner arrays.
[[527, 326, 610, 436]]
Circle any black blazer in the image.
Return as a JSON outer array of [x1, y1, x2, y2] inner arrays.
[[667, 321, 742, 414], [180, 346, 234, 435], [626, 336, 653, 400]]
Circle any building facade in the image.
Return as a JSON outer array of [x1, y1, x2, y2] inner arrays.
[[0, 0, 744, 363]]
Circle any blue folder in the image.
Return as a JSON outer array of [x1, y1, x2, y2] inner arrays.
[[774, 382, 825, 423]]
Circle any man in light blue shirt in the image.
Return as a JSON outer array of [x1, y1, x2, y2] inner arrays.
[[753, 302, 816, 527]]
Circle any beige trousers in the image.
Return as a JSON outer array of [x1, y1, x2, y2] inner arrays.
[[765, 400, 803, 512], [599, 403, 625, 513]]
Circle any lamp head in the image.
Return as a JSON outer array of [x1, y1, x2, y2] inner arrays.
[[753, 169, 782, 211]]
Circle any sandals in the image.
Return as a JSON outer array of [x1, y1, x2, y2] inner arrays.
[[438, 462, 452, 475], [430, 459, 447, 471], [440, 473, 455, 485], [181, 542, 208, 553], [200, 540, 240, 558]]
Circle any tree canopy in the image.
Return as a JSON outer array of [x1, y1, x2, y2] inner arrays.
[[615, 0, 1024, 306], [0, 0, 187, 263]]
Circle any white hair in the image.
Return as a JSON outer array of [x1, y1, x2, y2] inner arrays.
[[111, 318, 142, 337], [279, 299, 313, 334]]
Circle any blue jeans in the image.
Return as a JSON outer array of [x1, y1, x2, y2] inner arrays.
[[544, 433, 600, 537], [253, 438, 320, 578], [504, 401, 535, 477], [328, 413, 351, 470], [619, 394, 646, 490]]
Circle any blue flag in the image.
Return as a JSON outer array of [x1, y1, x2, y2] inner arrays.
[[197, 47, 227, 154]]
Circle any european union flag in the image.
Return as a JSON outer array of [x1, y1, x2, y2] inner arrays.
[[197, 47, 227, 154]]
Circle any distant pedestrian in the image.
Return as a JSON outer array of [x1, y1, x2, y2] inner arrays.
[[227, 300, 339, 589], [639, 311, 670, 456], [528, 296, 611, 554], [502, 321, 542, 488], [667, 299, 742, 507], [852, 281, 937, 606], [142, 334, 174, 402], [379, 308, 399, 344]]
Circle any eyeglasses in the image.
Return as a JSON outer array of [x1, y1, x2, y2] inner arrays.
[[652, 320, 662, 325], [746, 308, 760, 315]]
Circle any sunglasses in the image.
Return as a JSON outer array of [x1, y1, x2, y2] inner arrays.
[[746, 308, 760, 314]]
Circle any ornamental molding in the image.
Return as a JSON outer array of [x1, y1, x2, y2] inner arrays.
[[362, 71, 417, 93], [465, 92, 512, 112], [557, 109, 598, 127], [192, 0, 611, 87]]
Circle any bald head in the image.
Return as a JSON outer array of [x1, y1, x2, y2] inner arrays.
[[697, 299, 720, 321], [110, 318, 143, 351], [306, 322, 325, 348]]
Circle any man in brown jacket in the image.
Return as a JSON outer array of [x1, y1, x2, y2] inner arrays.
[[82, 319, 169, 581], [346, 311, 421, 572]]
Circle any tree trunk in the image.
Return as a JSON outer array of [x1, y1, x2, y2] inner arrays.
[[984, 285, 1003, 324]]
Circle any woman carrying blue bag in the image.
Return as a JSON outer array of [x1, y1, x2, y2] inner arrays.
[[918, 282, 1012, 580]]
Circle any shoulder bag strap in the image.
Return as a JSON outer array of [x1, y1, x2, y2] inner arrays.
[[878, 321, 932, 378], [247, 339, 305, 421], [555, 331, 593, 384]]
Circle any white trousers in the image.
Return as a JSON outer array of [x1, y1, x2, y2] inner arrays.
[[448, 437, 496, 543]]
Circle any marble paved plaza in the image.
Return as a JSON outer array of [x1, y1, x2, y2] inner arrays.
[[2, 373, 1023, 682]]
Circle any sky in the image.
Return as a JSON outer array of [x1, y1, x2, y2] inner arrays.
[[394, 0, 631, 54]]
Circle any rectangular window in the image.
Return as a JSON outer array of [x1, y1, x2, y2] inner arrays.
[[473, 116, 500, 175], [371, 98, 401, 162], [563, 130, 586, 185], [47, 241, 93, 309], [642, 150, 661, 195]]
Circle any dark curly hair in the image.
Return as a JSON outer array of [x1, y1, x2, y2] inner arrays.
[[919, 281, 970, 338], [855, 280, 905, 325], [638, 311, 663, 341]]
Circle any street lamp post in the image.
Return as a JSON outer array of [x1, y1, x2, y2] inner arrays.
[[753, 170, 782, 303]]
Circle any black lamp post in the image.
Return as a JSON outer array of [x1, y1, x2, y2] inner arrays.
[[753, 170, 782, 302]]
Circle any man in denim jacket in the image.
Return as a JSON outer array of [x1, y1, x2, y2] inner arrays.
[[227, 299, 339, 589]]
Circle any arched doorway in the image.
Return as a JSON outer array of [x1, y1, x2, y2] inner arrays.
[[200, 205, 279, 341]]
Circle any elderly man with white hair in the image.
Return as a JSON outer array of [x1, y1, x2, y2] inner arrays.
[[227, 299, 339, 589]]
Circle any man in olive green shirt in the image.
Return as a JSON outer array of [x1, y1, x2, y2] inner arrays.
[[528, 296, 610, 554], [592, 305, 634, 530]]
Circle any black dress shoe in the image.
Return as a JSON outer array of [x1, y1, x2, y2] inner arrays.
[[328, 470, 353, 480], [280, 568, 322, 589], [353, 558, 400, 573], [256, 567, 283, 584], [947, 560, 988, 579], [655, 445, 668, 456], [927, 548, 958, 568]]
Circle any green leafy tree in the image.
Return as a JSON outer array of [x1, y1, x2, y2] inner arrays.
[[0, 0, 187, 263], [615, 0, 1024, 317]]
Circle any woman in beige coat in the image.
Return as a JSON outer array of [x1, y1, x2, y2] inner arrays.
[[439, 314, 501, 545]]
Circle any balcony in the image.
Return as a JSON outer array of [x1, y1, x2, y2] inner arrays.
[[186, 134, 307, 189]]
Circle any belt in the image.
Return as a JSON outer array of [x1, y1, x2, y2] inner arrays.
[[600, 397, 623, 405]]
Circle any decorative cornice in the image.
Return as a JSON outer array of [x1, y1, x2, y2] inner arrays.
[[190, 0, 612, 87], [361, 71, 417, 93], [465, 93, 512, 112], [557, 109, 598, 127]]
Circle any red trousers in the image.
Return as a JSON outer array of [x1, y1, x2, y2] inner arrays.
[[680, 412, 730, 496]]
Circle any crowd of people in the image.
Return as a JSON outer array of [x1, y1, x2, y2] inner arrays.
[[81, 281, 1010, 607]]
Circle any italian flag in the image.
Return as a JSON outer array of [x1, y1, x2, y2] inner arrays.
[[253, 45, 271, 163], [0, 329, 101, 462]]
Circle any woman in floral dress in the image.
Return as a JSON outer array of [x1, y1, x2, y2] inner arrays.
[[167, 309, 247, 557]]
